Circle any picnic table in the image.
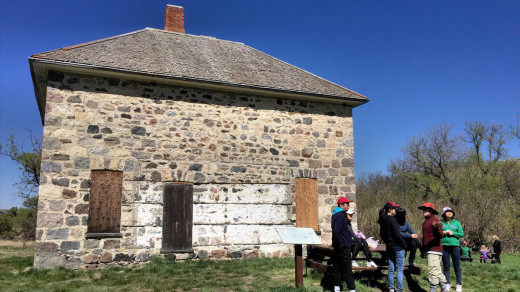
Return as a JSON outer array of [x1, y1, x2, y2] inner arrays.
[[461, 253, 497, 263], [306, 244, 422, 275]]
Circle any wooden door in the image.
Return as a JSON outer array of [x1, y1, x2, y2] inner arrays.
[[161, 183, 193, 253]]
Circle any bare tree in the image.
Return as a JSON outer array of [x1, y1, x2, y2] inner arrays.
[[393, 124, 458, 198], [464, 122, 507, 175], [511, 114, 520, 141]]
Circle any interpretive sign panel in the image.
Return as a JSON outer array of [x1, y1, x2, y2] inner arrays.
[[276, 227, 322, 245]]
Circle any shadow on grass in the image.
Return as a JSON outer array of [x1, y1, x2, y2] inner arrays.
[[316, 269, 427, 292], [405, 272, 427, 292], [318, 270, 388, 291]]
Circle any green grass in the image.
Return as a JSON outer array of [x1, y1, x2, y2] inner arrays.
[[0, 245, 518, 291]]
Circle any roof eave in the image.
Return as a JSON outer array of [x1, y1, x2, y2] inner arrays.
[[30, 58, 369, 123], [29, 58, 48, 125]]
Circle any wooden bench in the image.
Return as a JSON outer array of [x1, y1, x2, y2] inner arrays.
[[478, 258, 496, 263], [306, 244, 422, 275], [460, 256, 473, 262], [460, 257, 497, 264]]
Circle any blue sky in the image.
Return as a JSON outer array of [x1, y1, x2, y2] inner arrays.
[[1, 0, 519, 209]]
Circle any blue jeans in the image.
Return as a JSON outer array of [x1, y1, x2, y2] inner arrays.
[[442, 245, 462, 285], [388, 248, 405, 291]]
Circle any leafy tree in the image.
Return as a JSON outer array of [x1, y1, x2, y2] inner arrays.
[[0, 207, 18, 239], [0, 131, 41, 244], [0, 131, 41, 200], [16, 208, 37, 247]]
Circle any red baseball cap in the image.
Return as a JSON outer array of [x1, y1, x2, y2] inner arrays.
[[384, 201, 400, 210], [337, 197, 352, 205], [418, 202, 439, 215]]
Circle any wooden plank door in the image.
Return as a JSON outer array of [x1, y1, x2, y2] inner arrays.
[[87, 170, 123, 234], [162, 183, 193, 253], [295, 178, 318, 231]]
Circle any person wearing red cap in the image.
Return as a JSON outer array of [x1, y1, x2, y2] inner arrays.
[[331, 197, 356, 292], [460, 241, 472, 262], [378, 201, 406, 292], [419, 202, 448, 292]]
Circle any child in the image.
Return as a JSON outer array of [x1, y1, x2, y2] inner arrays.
[[355, 230, 366, 240], [346, 210, 378, 268], [479, 245, 490, 263], [460, 241, 472, 262]]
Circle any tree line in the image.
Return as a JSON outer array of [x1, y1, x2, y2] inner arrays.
[[356, 118, 520, 253]]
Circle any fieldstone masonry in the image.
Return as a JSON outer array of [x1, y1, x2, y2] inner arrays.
[[34, 71, 357, 269]]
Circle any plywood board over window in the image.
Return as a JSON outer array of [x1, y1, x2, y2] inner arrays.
[[162, 183, 193, 253], [86, 170, 123, 238], [295, 178, 319, 231]]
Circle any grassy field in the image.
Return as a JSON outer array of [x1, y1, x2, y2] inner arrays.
[[0, 241, 518, 291]]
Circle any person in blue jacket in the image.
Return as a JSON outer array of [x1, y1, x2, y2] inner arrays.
[[331, 197, 356, 292], [396, 208, 421, 266]]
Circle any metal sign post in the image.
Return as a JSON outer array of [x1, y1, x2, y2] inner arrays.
[[276, 227, 322, 288]]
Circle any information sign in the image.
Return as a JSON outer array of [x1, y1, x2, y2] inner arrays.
[[276, 226, 322, 245]]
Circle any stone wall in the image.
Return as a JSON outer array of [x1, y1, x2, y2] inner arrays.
[[34, 71, 356, 269]]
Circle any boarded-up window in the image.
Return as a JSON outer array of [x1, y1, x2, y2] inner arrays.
[[162, 183, 193, 253], [295, 178, 319, 230], [87, 170, 123, 235]]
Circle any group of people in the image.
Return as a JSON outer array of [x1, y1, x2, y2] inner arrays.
[[472, 235, 502, 264], [380, 202, 467, 292], [330, 196, 487, 292]]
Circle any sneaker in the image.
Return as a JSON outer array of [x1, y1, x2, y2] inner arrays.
[[456, 284, 462, 292], [366, 260, 378, 267], [446, 283, 451, 291], [351, 260, 359, 267]]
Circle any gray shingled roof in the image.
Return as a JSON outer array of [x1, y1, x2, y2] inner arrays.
[[31, 28, 367, 102]]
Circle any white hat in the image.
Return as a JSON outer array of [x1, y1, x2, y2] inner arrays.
[[442, 206, 455, 216]]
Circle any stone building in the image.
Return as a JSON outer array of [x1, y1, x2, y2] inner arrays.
[[30, 5, 369, 269]]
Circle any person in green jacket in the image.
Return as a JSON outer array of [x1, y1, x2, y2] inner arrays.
[[460, 241, 472, 262], [441, 206, 464, 292]]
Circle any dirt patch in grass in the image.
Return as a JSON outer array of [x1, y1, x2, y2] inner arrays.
[[243, 275, 255, 284], [0, 240, 34, 247], [0, 240, 34, 259]]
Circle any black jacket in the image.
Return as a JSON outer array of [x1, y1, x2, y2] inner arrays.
[[493, 240, 502, 253], [332, 211, 352, 248], [379, 214, 406, 251]]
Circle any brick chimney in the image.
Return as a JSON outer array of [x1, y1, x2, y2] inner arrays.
[[164, 5, 185, 33]]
